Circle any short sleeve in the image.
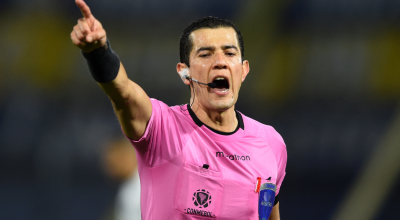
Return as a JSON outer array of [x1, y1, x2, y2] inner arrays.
[[123, 99, 186, 167], [271, 128, 287, 195]]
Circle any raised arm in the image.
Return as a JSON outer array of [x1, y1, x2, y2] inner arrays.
[[71, 0, 152, 140]]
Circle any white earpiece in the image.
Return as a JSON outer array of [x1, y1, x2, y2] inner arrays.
[[178, 68, 190, 82], [177, 68, 216, 88]]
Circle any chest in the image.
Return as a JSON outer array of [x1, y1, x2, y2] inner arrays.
[[182, 133, 278, 182], [174, 133, 278, 219]]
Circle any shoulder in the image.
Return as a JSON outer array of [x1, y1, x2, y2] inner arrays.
[[149, 98, 195, 127], [150, 98, 170, 110], [240, 112, 286, 149], [240, 112, 287, 169], [150, 98, 182, 115]]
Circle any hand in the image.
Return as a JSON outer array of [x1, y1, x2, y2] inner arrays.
[[70, 0, 107, 53]]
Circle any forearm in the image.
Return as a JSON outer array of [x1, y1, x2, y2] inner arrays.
[[96, 59, 152, 141], [72, 0, 152, 140], [98, 62, 132, 103], [81, 37, 149, 112], [268, 202, 280, 220]]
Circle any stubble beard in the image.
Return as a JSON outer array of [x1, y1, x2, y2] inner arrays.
[[209, 95, 235, 111]]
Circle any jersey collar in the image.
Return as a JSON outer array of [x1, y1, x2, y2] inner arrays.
[[187, 104, 244, 135]]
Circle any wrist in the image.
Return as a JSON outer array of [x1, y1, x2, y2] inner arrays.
[[81, 39, 108, 54], [82, 39, 120, 83]]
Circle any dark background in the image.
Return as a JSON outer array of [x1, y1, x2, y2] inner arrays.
[[0, 0, 399, 219]]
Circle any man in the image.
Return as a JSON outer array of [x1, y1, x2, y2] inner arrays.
[[71, 0, 287, 219]]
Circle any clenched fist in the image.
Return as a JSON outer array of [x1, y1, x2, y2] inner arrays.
[[70, 0, 107, 53]]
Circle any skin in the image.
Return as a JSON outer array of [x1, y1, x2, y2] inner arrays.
[[71, 0, 280, 218], [71, 0, 152, 141], [177, 28, 250, 132], [269, 202, 280, 220]]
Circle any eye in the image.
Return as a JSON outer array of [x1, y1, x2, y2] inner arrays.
[[226, 52, 236, 56], [199, 53, 211, 58]]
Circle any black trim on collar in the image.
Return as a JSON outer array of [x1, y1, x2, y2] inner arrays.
[[236, 110, 244, 130], [188, 104, 204, 127], [187, 104, 244, 135]]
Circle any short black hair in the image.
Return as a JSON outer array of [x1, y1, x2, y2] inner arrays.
[[179, 16, 244, 67]]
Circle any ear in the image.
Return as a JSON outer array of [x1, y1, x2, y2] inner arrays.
[[176, 63, 191, 85], [241, 60, 250, 82]]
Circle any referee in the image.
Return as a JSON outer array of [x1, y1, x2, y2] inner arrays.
[[71, 1, 287, 219]]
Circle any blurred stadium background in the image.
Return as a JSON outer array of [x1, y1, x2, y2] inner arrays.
[[0, 0, 399, 219]]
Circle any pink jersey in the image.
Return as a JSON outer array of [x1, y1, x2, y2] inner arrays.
[[125, 99, 287, 220]]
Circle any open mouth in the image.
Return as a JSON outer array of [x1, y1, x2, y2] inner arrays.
[[212, 77, 229, 90]]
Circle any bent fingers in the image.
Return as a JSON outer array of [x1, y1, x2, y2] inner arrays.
[[71, 30, 86, 47], [77, 18, 91, 36], [87, 28, 107, 45]]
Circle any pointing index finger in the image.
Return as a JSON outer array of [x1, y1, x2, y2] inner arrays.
[[75, 0, 92, 19]]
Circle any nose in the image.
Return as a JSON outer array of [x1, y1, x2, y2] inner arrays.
[[212, 53, 227, 70]]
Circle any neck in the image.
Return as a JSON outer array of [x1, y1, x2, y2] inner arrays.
[[190, 102, 238, 133]]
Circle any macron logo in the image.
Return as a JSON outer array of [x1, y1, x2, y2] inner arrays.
[[216, 152, 250, 161]]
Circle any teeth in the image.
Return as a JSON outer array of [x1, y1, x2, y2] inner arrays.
[[215, 77, 225, 80], [213, 88, 228, 92]]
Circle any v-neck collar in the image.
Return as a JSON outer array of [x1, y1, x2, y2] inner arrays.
[[187, 104, 244, 136]]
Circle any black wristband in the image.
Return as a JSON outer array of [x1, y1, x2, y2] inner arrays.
[[82, 39, 120, 83]]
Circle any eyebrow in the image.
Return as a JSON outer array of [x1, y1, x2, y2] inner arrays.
[[195, 45, 239, 55], [221, 45, 239, 51]]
